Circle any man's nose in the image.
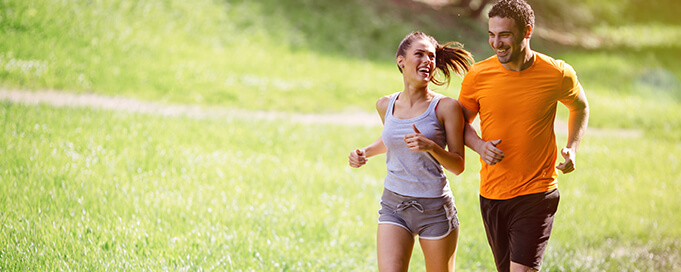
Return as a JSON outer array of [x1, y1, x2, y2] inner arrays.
[[492, 38, 502, 48]]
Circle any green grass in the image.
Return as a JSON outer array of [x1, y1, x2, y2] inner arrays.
[[0, 0, 480, 114], [0, 102, 382, 270], [2, 0, 681, 270], [553, 49, 681, 140], [1, 102, 680, 271], [1, 0, 679, 137]]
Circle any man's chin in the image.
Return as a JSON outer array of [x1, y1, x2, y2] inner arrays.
[[497, 55, 511, 64]]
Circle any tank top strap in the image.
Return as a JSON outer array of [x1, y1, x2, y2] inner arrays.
[[384, 92, 401, 121], [427, 93, 443, 116]]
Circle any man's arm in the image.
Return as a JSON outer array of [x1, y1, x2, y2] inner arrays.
[[461, 106, 504, 165], [556, 90, 589, 173]]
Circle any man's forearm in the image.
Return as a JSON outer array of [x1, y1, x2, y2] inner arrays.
[[464, 122, 484, 154], [566, 106, 589, 150]]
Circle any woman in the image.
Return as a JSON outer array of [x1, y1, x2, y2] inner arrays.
[[348, 31, 472, 272]]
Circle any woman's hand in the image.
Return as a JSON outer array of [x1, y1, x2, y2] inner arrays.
[[348, 148, 368, 168], [404, 124, 434, 152]]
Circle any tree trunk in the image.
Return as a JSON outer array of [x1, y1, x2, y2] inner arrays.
[[441, 0, 493, 19], [469, 0, 493, 19]]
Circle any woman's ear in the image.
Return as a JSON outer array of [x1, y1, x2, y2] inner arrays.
[[397, 56, 404, 67], [396, 56, 405, 72]]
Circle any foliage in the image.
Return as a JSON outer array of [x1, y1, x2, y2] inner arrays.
[[0, 0, 680, 269], [0, 0, 485, 113]]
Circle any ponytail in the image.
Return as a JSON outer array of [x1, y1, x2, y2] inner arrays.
[[433, 42, 473, 86], [396, 31, 473, 86]]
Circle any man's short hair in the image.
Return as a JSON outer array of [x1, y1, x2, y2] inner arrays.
[[488, 0, 535, 33]]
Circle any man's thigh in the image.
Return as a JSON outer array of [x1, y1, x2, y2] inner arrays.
[[480, 189, 560, 272], [509, 189, 560, 270]]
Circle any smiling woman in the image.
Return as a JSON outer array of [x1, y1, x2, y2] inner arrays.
[[348, 31, 472, 272]]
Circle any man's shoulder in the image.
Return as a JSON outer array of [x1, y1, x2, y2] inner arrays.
[[534, 51, 570, 71], [472, 55, 499, 68], [468, 55, 500, 76]]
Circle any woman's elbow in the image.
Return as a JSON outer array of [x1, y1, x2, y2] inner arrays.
[[447, 161, 465, 175], [453, 165, 464, 175]]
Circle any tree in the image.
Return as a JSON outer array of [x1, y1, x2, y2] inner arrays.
[[441, 0, 494, 19]]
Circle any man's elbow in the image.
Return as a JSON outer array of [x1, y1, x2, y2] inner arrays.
[[576, 102, 590, 118]]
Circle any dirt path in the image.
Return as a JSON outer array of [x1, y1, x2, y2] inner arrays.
[[0, 89, 382, 126], [0, 89, 641, 137]]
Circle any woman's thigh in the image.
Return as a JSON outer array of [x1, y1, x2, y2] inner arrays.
[[420, 227, 459, 272], [377, 224, 415, 272]]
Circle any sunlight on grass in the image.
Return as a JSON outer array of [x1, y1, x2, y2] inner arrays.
[[594, 24, 681, 49], [2, 103, 680, 271], [0, 0, 465, 114], [2, 0, 681, 270], [556, 50, 681, 140], [0, 103, 383, 270]]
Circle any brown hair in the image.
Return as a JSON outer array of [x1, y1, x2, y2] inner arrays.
[[396, 31, 473, 86], [488, 0, 535, 34]]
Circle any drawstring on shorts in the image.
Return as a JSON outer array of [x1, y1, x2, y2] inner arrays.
[[394, 200, 424, 214]]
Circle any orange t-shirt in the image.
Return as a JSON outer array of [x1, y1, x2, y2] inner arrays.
[[459, 52, 582, 200]]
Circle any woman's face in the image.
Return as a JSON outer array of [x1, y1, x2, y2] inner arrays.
[[398, 38, 436, 86]]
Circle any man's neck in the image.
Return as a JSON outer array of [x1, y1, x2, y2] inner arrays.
[[502, 47, 534, 72]]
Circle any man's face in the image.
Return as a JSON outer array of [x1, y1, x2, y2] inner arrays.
[[488, 16, 525, 64]]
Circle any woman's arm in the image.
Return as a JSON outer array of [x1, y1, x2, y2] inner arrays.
[[348, 95, 391, 168], [403, 97, 465, 175], [349, 136, 386, 168]]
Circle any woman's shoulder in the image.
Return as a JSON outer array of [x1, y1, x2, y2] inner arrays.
[[376, 94, 392, 111], [375, 93, 397, 120], [436, 96, 462, 110], [434, 95, 463, 120], [376, 92, 401, 111]]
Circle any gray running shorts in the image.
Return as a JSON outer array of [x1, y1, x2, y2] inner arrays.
[[378, 188, 459, 240]]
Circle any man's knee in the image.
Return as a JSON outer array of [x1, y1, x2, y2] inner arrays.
[[510, 261, 539, 272]]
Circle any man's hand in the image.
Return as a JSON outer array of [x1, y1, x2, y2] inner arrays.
[[348, 149, 367, 168], [556, 147, 576, 173], [480, 139, 504, 165]]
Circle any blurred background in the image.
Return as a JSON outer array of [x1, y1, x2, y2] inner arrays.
[[1, 0, 680, 271]]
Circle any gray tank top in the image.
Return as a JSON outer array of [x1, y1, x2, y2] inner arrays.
[[382, 92, 451, 198]]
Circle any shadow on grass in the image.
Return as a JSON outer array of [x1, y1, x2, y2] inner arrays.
[[220, 0, 489, 63]]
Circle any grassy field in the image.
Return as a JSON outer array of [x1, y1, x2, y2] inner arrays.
[[0, 0, 483, 113], [1, 0, 681, 270], [1, 102, 680, 271]]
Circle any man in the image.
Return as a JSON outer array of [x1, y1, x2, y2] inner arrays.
[[458, 0, 589, 271]]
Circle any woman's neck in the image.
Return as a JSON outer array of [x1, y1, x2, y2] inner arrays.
[[401, 85, 431, 106]]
